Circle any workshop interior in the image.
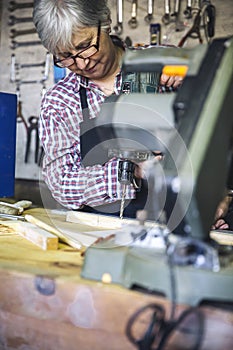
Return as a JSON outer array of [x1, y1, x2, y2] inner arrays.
[[0, 1, 233, 350]]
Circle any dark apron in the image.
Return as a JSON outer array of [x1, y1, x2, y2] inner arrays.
[[78, 85, 148, 219]]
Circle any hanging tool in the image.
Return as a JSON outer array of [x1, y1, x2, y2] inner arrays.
[[183, 0, 193, 18], [8, 15, 33, 26], [11, 53, 48, 70], [178, 9, 203, 47], [10, 52, 50, 85], [179, 0, 215, 46], [201, 0, 216, 41], [8, 1, 33, 12], [10, 27, 37, 39], [144, 0, 154, 24], [128, 0, 138, 29], [171, 0, 185, 31], [162, 0, 171, 25], [24, 116, 40, 163], [16, 89, 28, 131], [113, 0, 123, 35], [11, 40, 42, 50], [10, 53, 16, 83]]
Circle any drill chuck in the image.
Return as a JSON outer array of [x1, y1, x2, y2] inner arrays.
[[118, 160, 136, 185]]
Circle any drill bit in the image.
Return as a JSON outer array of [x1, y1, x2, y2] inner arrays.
[[120, 184, 127, 219]]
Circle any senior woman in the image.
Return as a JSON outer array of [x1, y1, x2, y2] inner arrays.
[[33, 0, 181, 217]]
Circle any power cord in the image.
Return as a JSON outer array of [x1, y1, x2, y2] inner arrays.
[[125, 302, 205, 350], [125, 234, 205, 350]]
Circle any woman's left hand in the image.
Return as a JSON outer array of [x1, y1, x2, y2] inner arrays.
[[160, 73, 183, 89]]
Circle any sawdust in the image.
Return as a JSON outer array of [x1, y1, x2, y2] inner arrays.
[[0, 223, 16, 234]]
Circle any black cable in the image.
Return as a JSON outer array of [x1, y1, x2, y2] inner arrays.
[[125, 303, 165, 350], [125, 235, 205, 350], [156, 307, 205, 350], [126, 303, 205, 350]]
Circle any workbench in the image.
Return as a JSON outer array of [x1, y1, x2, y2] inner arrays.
[[0, 208, 232, 350]]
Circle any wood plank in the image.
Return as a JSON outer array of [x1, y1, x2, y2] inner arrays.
[[0, 208, 232, 350], [0, 220, 58, 250], [210, 230, 233, 246], [67, 211, 233, 246], [66, 210, 156, 229], [17, 222, 59, 250], [25, 214, 83, 250], [0, 270, 233, 350]]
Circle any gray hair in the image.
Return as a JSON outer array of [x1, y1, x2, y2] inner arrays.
[[33, 0, 112, 55]]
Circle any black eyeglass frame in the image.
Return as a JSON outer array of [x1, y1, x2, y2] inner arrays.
[[54, 21, 101, 68]]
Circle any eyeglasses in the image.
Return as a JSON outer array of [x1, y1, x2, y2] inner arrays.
[[54, 21, 101, 68]]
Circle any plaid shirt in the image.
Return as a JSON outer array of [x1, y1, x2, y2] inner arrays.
[[39, 71, 136, 209]]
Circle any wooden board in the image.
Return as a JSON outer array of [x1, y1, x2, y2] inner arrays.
[[16, 221, 59, 250], [0, 208, 232, 350], [210, 229, 233, 246], [0, 220, 58, 250], [66, 210, 157, 229]]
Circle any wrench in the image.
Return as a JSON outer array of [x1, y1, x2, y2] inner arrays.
[[10, 53, 16, 82], [16, 79, 48, 86], [11, 40, 42, 50], [43, 52, 51, 80], [128, 0, 138, 29], [11, 53, 50, 71], [184, 0, 193, 18], [10, 53, 50, 82], [162, 0, 171, 25], [113, 0, 123, 35], [10, 27, 37, 39], [144, 0, 154, 24], [8, 15, 33, 26], [8, 1, 34, 12], [172, 0, 185, 31]]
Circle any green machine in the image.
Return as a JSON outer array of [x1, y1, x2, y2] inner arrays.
[[81, 37, 233, 306]]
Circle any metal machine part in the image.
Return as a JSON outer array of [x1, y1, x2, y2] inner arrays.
[[82, 37, 233, 306], [109, 149, 152, 219], [118, 160, 136, 219], [81, 232, 233, 306]]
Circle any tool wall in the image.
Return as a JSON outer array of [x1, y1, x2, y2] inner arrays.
[[0, 0, 232, 181], [0, 0, 53, 181]]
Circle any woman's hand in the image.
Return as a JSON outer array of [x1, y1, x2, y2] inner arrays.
[[160, 73, 183, 89], [211, 195, 232, 230], [134, 153, 163, 179]]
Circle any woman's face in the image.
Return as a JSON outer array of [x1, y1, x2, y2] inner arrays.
[[55, 25, 117, 80]]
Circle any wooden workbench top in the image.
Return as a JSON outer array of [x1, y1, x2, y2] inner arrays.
[[0, 207, 232, 350]]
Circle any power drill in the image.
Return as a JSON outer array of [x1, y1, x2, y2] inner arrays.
[[108, 149, 152, 219]]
